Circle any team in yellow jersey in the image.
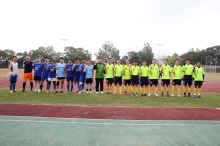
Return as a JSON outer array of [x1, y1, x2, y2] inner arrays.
[[103, 58, 205, 98]]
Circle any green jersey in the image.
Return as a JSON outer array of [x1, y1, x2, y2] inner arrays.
[[193, 67, 205, 81], [131, 66, 139, 76], [172, 65, 182, 79], [94, 63, 105, 79], [160, 64, 172, 79], [114, 64, 123, 77], [149, 64, 159, 79], [105, 63, 114, 78], [123, 64, 131, 80], [140, 66, 149, 77], [182, 64, 193, 75]]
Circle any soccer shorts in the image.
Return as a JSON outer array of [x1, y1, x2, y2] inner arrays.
[[41, 74, 48, 81], [9, 74, 17, 82], [114, 76, 122, 85], [24, 72, 33, 82], [106, 78, 114, 84], [131, 75, 139, 85], [48, 78, 56, 81], [74, 76, 80, 82], [86, 78, 93, 84], [66, 77, 73, 82], [161, 79, 170, 85], [79, 76, 86, 83], [194, 81, 203, 86], [172, 79, 181, 86], [123, 79, 131, 85], [57, 77, 65, 80], [140, 77, 149, 86], [183, 75, 193, 86], [34, 76, 41, 81], [149, 79, 158, 85]]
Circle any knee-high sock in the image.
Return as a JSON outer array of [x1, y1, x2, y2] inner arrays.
[[149, 86, 152, 94], [155, 86, 158, 93], [132, 86, 134, 93], [53, 81, 56, 90], [144, 86, 147, 94], [78, 83, 82, 91], [109, 85, 112, 92], [23, 82, 26, 90], [71, 84, 73, 92], [183, 86, 186, 93], [177, 86, 180, 95], [119, 86, 122, 93], [140, 87, 143, 93], [128, 85, 130, 92], [124, 85, 126, 92], [194, 87, 197, 94], [90, 84, 92, 91], [40, 85, 43, 90], [198, 88, 201, 95], [161, 86, 164, 93], [107, 85, 109, 92], [30, 82, 33, 90], [172, 86, 175, 94], [67, 84, 70, 91], [10, 82, 13, 91], [82, 84, 84, 90], [13, 83, 16, 90], [135, 86, 138, 93], [35, 82, 38, 90], [86, 84, 88, 91], [47, 82, 51, 90], [188, 87, 191, 93], [166, 86, 169, 93], [114, 85, 116, 92]]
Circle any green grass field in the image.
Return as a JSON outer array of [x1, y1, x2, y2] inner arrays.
[[0, 68, 219, 81], [0, 89, 219, 107]]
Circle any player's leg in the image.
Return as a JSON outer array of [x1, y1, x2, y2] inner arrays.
[[40, 77, 44, 92], [66, 78, 70, 93], [124, 80, 127, 95], [106, 79, 109, 94], [22, 73, 27, 92], [100, 78, 104, 93], [155, 79, 159, 96], [52, 78, 56, 92], [140, 77, 143, 96], [148, 80, 152, 96], [144, 78, 148, 96], [171, 80, 175, 96], [194, 82, 198, 98], [56, 78, 60, 91], [90, 79, 93, 93], [198, 82, 202, 98], [29, 73, 33, 91], [119, 77, 122, 95], [60, 78, 65, 92], [47, 78, 51, 93], [114, 77, 117, 94], [188, 76, 192, 97], [161, 80, 165, 97], [166, 80, 170, 97], [95, 78, 99, 93]]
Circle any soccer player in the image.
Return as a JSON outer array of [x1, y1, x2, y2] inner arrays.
[[105, 57, 114, 94], [65, 59, 74, 93], [56, 57, 66, 93], [8, 56, 18, 93], [139, 60, 149, 97], [32, 57, 42, 92], [131, 60, 139, 96], [113, 59, 124, 95], [84, 59, 94, 93], [160, 59, 172, 97], [22, 56, 33, 92], [148, 59, 159, 97], [182, 59, 193, 97], [46, 59, 56, 93], [94, 57, 105, 94], [40, 57, 50, 92], [73, 58, 80, 93], [123, 60, 132, 95], [171, 59, 182, 97], [79, 59, 86, 94], [193, 62, 205, 98]]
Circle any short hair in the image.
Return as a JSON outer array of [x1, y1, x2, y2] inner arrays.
[[81, 59, 85, 61], [12, 56, 17, 59], [175, 59, 180, 62], [186, 58, 190, 61], [117, 59, 120, 61], [44, 57, 48, 59], [97, 57, 102, 59], [142, 60, 146, 62], [68, 59, 73, 62], [133, 60, 137, 62], [50, 59, 54, 62], [197, 61, 201, 63], [60, 57, 64, 60], [164, 59, 168, 61], [75, 58, 79, 60], [26, 56, 30, 58], [152, 58, 157, 61]]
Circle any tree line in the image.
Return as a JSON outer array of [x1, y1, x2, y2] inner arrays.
[[0, 43, 220, 68]]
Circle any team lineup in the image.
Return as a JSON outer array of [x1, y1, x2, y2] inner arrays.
[[8, 55, 205, 98]]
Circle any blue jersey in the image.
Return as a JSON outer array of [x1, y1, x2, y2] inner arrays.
[[84, 65, 94, 78], [33, 62, 42, 76], [41, 62, 50, 76], [48, 64, 56, 78], [73, 63, 80, 78], [66, 63, 74, 78], [79, 64, 86, 78], [56, 63, 66, 77]]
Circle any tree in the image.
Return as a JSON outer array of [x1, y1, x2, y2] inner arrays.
[[138, 43, 154, 65], [64, 47, 92, 62], [94, 43, 120, 63], [167, 53, 179, 66], [121, 55, 128, 64], [127, 51, 139, 64]]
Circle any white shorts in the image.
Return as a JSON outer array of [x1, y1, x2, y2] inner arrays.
[[48, 78, 56, 81]]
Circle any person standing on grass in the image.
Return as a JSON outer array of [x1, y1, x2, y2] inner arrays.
[[171, 59, 182, 97], [78, 59, 86, 94], [148, 59, 159, 97], [32, 57, 42, 92], [40, 57, 50, 92], [73, 58, 80, 93], [94, 57, 105, 94], [193, 61, 205, 98], [65, 59, 74, 93], [123, 60, 132, 95], [139, 60, 150, 97], [182, 58, 193, 97], [105, 57, 114, 94], [22, 56, 33, 92], [160, 59, 172, 97], [56, 57, 66, 93], [131, 60, 140, 96], [8, 56, 18, 93], [46, 59, 56, 93], [113, 59, 124, 95], [84, 59, 94, 93]]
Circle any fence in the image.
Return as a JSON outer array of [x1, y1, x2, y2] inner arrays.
[[203, 65, 220, 73]]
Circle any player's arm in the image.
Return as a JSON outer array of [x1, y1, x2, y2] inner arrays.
[[8, 62, 13, 76]]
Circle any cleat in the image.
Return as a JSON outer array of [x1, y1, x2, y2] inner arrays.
[[79, 91, 81, 94], [184, 93, 186, 97], [124, 91, 127, 95], [141, 94, 144, 97], [166, 93, 170, 97], [131, 93, 134, 96], [46, 90, 50, 93], [22, 90, 25, 92], [10, 91, 13, 93], [143, 94, 147, 96], [55, 91, 58, 93], [178, 94, 181, 97], [35, 89, 38, 92], [188, 93, 191, 97], [127, 92, 130, 95], [100, 92, 103, 94], [109, 92, 112, 94], [135, 93, 138, 96], [171, 94, 174, 97], [67, 91, 70, 93], [96, 92, 99, 94], [38, 90, 42, 93], [148, 93, 152, 97], [90, 91, 92, 94], [198, 95, 201, 98], [86, 91, 89, 93], [155, 93, 158, 97], [13, 90, 18, 92], [106, 92, 109, 94], [113, 91, 116, 95], [194, 94, 197, 98], [60, 90, 64, 93], [54, 90, 57, 93]]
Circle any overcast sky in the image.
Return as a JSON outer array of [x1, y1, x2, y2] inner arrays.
[[0, 0, 220, 59]]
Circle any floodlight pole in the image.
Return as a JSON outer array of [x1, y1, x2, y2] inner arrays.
[[157, 44, 163, 66], [61, 39, 68, 50]]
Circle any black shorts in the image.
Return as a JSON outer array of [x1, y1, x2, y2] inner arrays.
[[131, 75, 139, 85], [194, 81, 203, 86], [124, 79, 131, 85], [86, 78, 93, 84], [106, 78, 114, 84], [149, 79, 158, 85], [140, 77, 149, 86], [172, 79, 181, 86], [34, 76, 41, 81], [114, 76, 122, 85], [184, 75, 192, 86], [161, 79, 170, 85], [57, 77, 65, 80], [66, 77, 73, 82]]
